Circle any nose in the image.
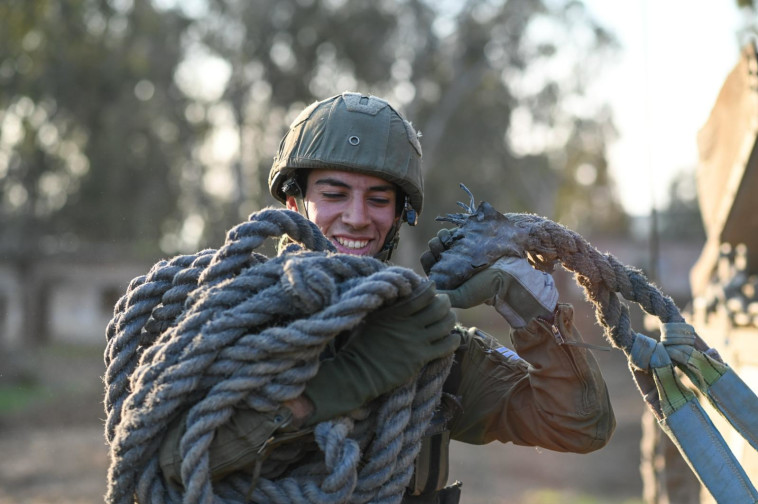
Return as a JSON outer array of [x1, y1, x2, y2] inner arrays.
[[342, 197, 370, 228]]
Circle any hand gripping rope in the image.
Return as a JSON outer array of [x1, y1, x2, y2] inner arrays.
[[428, 185, 758, 503], [103, 208, 454, 504]]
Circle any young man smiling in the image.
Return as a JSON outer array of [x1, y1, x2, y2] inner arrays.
[[286, 169, 399, 257], [160, 92, 615, 504]]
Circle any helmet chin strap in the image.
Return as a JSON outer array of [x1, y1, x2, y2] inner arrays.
[[375, 222, 401, 262], [282, 176, 311, 221], [375, 196, 416, 262]]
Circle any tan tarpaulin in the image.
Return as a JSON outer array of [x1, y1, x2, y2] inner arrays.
[[691, 43, 758, 296]]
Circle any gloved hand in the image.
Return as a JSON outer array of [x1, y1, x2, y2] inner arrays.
[[421, 227, 558, 328], [420, 228, 456, 276], [441, 256, 558, 329], [304, 281, 458, 425], [159, 405, 293, 484]]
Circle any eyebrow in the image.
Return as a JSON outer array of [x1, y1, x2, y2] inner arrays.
[[312, 177, 396, 193]]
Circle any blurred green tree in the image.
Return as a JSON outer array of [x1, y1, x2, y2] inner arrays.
[[186, 0, 625, 255], [0, 0, 205, 257], [0, 0, 623, 260], [658, 169, 705, 241]]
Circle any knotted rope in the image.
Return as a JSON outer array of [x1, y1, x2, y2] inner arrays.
[[515, 214, 685, 350], [104, 208, 453, 504]]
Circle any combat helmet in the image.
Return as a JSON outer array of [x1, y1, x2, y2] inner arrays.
[[268, 92, 424, 259]]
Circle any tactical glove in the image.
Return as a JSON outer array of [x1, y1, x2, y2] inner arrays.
[[304, 281, 459, 425], [420, 228, 456, 275], [442, 256, 558, 328], [421, 229, 557, 328]]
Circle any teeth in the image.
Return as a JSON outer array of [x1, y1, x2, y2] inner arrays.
[[336, 237, 369, 249]]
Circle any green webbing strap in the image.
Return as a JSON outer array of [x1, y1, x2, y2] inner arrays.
[[663, 322, 758, 455], [652, 364, 694, 418], [661, 323, 727, 390], [629, 332, 758, 502], [629, 333, 695, 417]]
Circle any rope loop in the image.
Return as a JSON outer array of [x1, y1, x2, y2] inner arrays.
[[431, 190, 689, 354], [430, 187, 711, 420]]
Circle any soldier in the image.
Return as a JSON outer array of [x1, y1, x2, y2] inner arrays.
[[159, 92, 616, 503]]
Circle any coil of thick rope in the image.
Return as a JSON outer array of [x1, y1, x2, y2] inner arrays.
[[429, 185, 758, 502], [103, 208, 454, 504]]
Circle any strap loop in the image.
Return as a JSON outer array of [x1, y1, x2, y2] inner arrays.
[[628, 333, 669, 371]]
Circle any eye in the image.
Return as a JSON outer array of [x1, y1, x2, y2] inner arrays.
[[322, 192, 346, 200]]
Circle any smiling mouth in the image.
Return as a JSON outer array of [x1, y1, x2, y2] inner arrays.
[[335, 236, 370, 250]]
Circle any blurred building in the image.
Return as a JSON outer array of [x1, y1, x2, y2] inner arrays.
[[0, 251, 150, 347], [688, 42, 758, 504]]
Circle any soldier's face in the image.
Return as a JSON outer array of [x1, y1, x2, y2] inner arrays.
[[286, 169, 399, 256]]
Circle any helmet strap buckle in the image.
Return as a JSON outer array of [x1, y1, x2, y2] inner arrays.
[[281, 176, 303, 198], [282, 175, 310, 220], [402, 196, 418, 226]]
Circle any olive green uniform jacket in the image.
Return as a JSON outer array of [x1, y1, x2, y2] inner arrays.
[[403, 304, 615, 502], [160, 303, 615, 502]]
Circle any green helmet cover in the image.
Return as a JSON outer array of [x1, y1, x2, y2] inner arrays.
[[269, 92, 424, 215]]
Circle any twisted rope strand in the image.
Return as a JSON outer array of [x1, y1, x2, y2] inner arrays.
[[513, 215, 685, 351]]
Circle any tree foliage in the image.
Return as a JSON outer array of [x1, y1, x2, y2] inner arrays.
[[0, 0, 204, 256], [0, 0, 625, 260], [187, 0, 626, 250], [658, 169, 705, 241]]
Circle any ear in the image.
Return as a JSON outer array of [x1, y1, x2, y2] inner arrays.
[[285, 196, 298, 212]]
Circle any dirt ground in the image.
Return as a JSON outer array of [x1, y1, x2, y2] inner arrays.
[[0, 343, 646, 504]]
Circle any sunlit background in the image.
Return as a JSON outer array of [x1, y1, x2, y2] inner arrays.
[[3, 0, 746, 258], [585, 1, 744, 217], [1, 1, 756, 503]]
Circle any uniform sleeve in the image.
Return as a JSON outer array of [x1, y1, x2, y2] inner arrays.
[[159, 405, 294, 485], [448, 304, 615, 453]]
